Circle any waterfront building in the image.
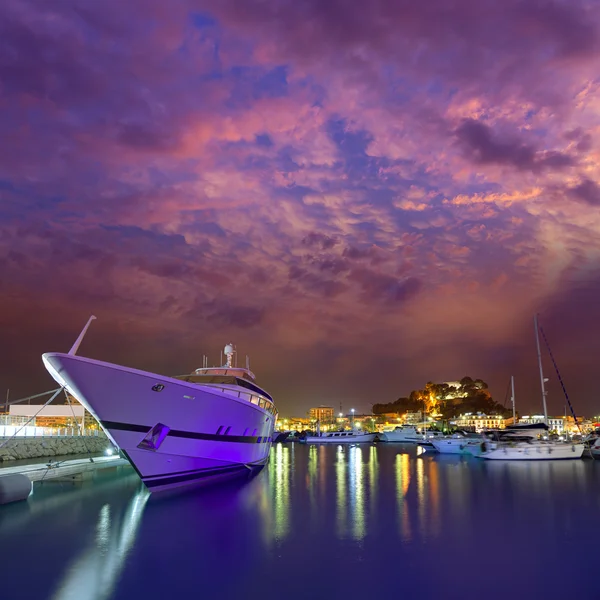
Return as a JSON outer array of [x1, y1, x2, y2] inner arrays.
[[518, 415, 594, 436], [7, 394, 98, 429], [308, 406, 335, 422], [9, 404, 86, 429], [452, 413, 514, 431], [403, 411, 424, 425]]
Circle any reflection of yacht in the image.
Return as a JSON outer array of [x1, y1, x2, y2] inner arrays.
[[51, 487, 150, 600], [380, 425, 443, 444], [43, 322, 277, 492], [300, 431, 377, 444]]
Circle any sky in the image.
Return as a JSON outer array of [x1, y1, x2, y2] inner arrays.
[[2, 0, 600, 417]]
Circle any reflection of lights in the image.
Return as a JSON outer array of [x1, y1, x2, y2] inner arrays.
[[368, 445, 379, 510], [52, 488, 150, 600], [272, 443, 290, 540], [335, 445, 347, 538], [349, 446, 365, 540], [105, 448, 114, 456], [308, 445, 318, 522], [428, 459, 440, 538], [416, 457, 426, 536], [395, 453, 411, 541]]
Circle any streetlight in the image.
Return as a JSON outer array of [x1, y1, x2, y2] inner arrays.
[[351, 408, 355, 429]]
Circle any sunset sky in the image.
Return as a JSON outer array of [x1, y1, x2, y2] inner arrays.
[[2, 0, 600, 417]]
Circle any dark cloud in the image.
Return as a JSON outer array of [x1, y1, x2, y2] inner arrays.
[[349, 268, 422, 304], [455, 119, 575, 172], [132, 257, 193, 279], [302, 232, 340, 250], [287, 265, 348, 298], [116, 123, 177, 152], [208, 0, 600, 103], [564, 127, 593, 153], [205, 301, 265, 328], [568, 179, 600, 205]]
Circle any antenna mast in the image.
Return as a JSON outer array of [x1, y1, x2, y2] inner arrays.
[[69, 315, 97, 355], [510, 375, 516, 423], [534, 314, 548, 425]]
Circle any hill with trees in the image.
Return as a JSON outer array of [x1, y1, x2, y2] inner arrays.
[[373, 376, 511, 419]]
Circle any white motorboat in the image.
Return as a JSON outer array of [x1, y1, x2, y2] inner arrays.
[[42, 318, 277, 492], [479, 440, 585, 460], [431, 434, 484, 455], [300, 431, 376, 444], [379, 425, 444, 444]]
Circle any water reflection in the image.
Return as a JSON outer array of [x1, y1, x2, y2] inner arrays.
[[395, 453, 411, 540], [2, 445, 599, 600], [335, 445, 347, 537], [348, 445, 365, 539], [51, 487, 149, 600], [270, 443, 290, 540]]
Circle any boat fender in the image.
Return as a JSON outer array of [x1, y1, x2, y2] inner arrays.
[[0, 474, 32, 505]]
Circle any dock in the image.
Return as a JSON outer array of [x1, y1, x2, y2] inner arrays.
[[0, 455, 131, 483]]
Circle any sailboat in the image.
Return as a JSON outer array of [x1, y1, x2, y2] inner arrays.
[[478, 316, 584, 461]]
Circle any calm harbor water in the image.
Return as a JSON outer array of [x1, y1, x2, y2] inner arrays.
[[1, 444, 599, 600]]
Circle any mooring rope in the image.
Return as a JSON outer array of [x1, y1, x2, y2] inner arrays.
[[0, 388, 64, 449]]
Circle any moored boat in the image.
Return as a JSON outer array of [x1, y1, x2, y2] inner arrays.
[[479, 440, 585, 460], [431, 434, 484, 455], [299, 431, 376, 444], [43, 318, 277, 492], [379, 425, 444, 444]]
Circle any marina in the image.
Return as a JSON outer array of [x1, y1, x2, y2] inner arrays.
[[3, 1, 600, 597], [1, 444, 599, 600]]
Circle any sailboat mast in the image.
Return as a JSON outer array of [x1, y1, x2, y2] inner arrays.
[[534, 314, 548, 425], [510, 376, 516, 423]]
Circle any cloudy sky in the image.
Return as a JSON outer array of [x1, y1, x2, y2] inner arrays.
[[2, 0, 600, 417]]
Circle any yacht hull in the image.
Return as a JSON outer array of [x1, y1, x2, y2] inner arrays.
[[300, 433, 377, 444], [381, 431, 443, 444], [431, 439, 482, 455], [479, 442, 584, 460], [42, 353, 275, 491]]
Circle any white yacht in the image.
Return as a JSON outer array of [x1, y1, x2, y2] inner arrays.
[[379, 425, 443, 444], [42, 319, 276, 492], [431, 433, 484, 455], [479, 440, 585, 460], [300, 431, 377, 444]]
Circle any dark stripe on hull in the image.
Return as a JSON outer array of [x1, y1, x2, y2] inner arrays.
[[119, 449, 269, 491], [102, 420, 269, 444], [143, 463, 265, 490]]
